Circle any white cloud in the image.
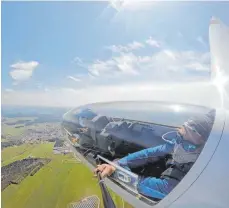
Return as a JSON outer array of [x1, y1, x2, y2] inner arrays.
[[9, 61, 39, 81], [145, 37, 161, 48], [88, 53, 140, 77], [185, 62, 209, 71], [148, 50, 210, 73], [89, 37, 197, 79], [73, 57, 82, 64], [107, 41, 144, 53], [10, 70, 34, 81], [106, 45, 128, 53], [128, 41, 144, 50], [70, 34, 210, 85], [72, 57, 88, 70], [88, 73, 96, 79], [113, 53, 140, 74], [67, 76, 81, 82], [10, 61, 38, 71], [88, 59, 117, 76], [86, 49, 210, 80]]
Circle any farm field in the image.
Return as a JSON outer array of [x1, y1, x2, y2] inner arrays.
[[1, 143, 132, 208]]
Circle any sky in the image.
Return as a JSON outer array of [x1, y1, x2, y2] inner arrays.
[[2, 1, 229, 107]]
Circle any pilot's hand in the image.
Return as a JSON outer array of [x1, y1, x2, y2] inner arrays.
[[94, 164, 116, 178]]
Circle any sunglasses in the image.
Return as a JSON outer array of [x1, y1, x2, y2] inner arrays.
[[182, 139, 200, 152], [177, 131, 200, 152]]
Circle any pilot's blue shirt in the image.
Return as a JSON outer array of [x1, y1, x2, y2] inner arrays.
[[116, 137, 180, 199]]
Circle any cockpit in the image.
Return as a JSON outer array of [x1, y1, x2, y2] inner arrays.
[[62, 101, 217, 206]]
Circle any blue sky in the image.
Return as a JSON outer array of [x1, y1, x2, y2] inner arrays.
[[2, 1, 229, 107]]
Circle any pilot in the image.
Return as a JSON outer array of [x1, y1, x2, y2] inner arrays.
[[94, 110, 215, 200]]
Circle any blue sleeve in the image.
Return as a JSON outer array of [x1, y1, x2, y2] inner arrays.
[[117, 143, 174, 170]]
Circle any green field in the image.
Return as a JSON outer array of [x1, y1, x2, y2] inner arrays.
[[1, 143, 132, 208], [1, 117, 51, 138], [1, 143, 53, 166], [1, 124, 25, 137]]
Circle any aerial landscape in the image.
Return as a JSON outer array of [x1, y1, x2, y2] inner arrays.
[[2, 1, 229, 208], [1, 106, 132, 208]]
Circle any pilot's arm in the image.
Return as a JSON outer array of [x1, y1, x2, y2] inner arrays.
[[117, 143, 174, 170], [94, 142, 174, 178]]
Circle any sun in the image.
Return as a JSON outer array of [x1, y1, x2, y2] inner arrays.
[[109, 0, 156, 12]]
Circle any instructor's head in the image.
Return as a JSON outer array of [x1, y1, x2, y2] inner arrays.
[[178, 109, 215, 146]]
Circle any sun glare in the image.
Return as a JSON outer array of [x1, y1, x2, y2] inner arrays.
[[212, 69, 229, 108], [109, 0, 156, 12], [170, 105, 183, 113]]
